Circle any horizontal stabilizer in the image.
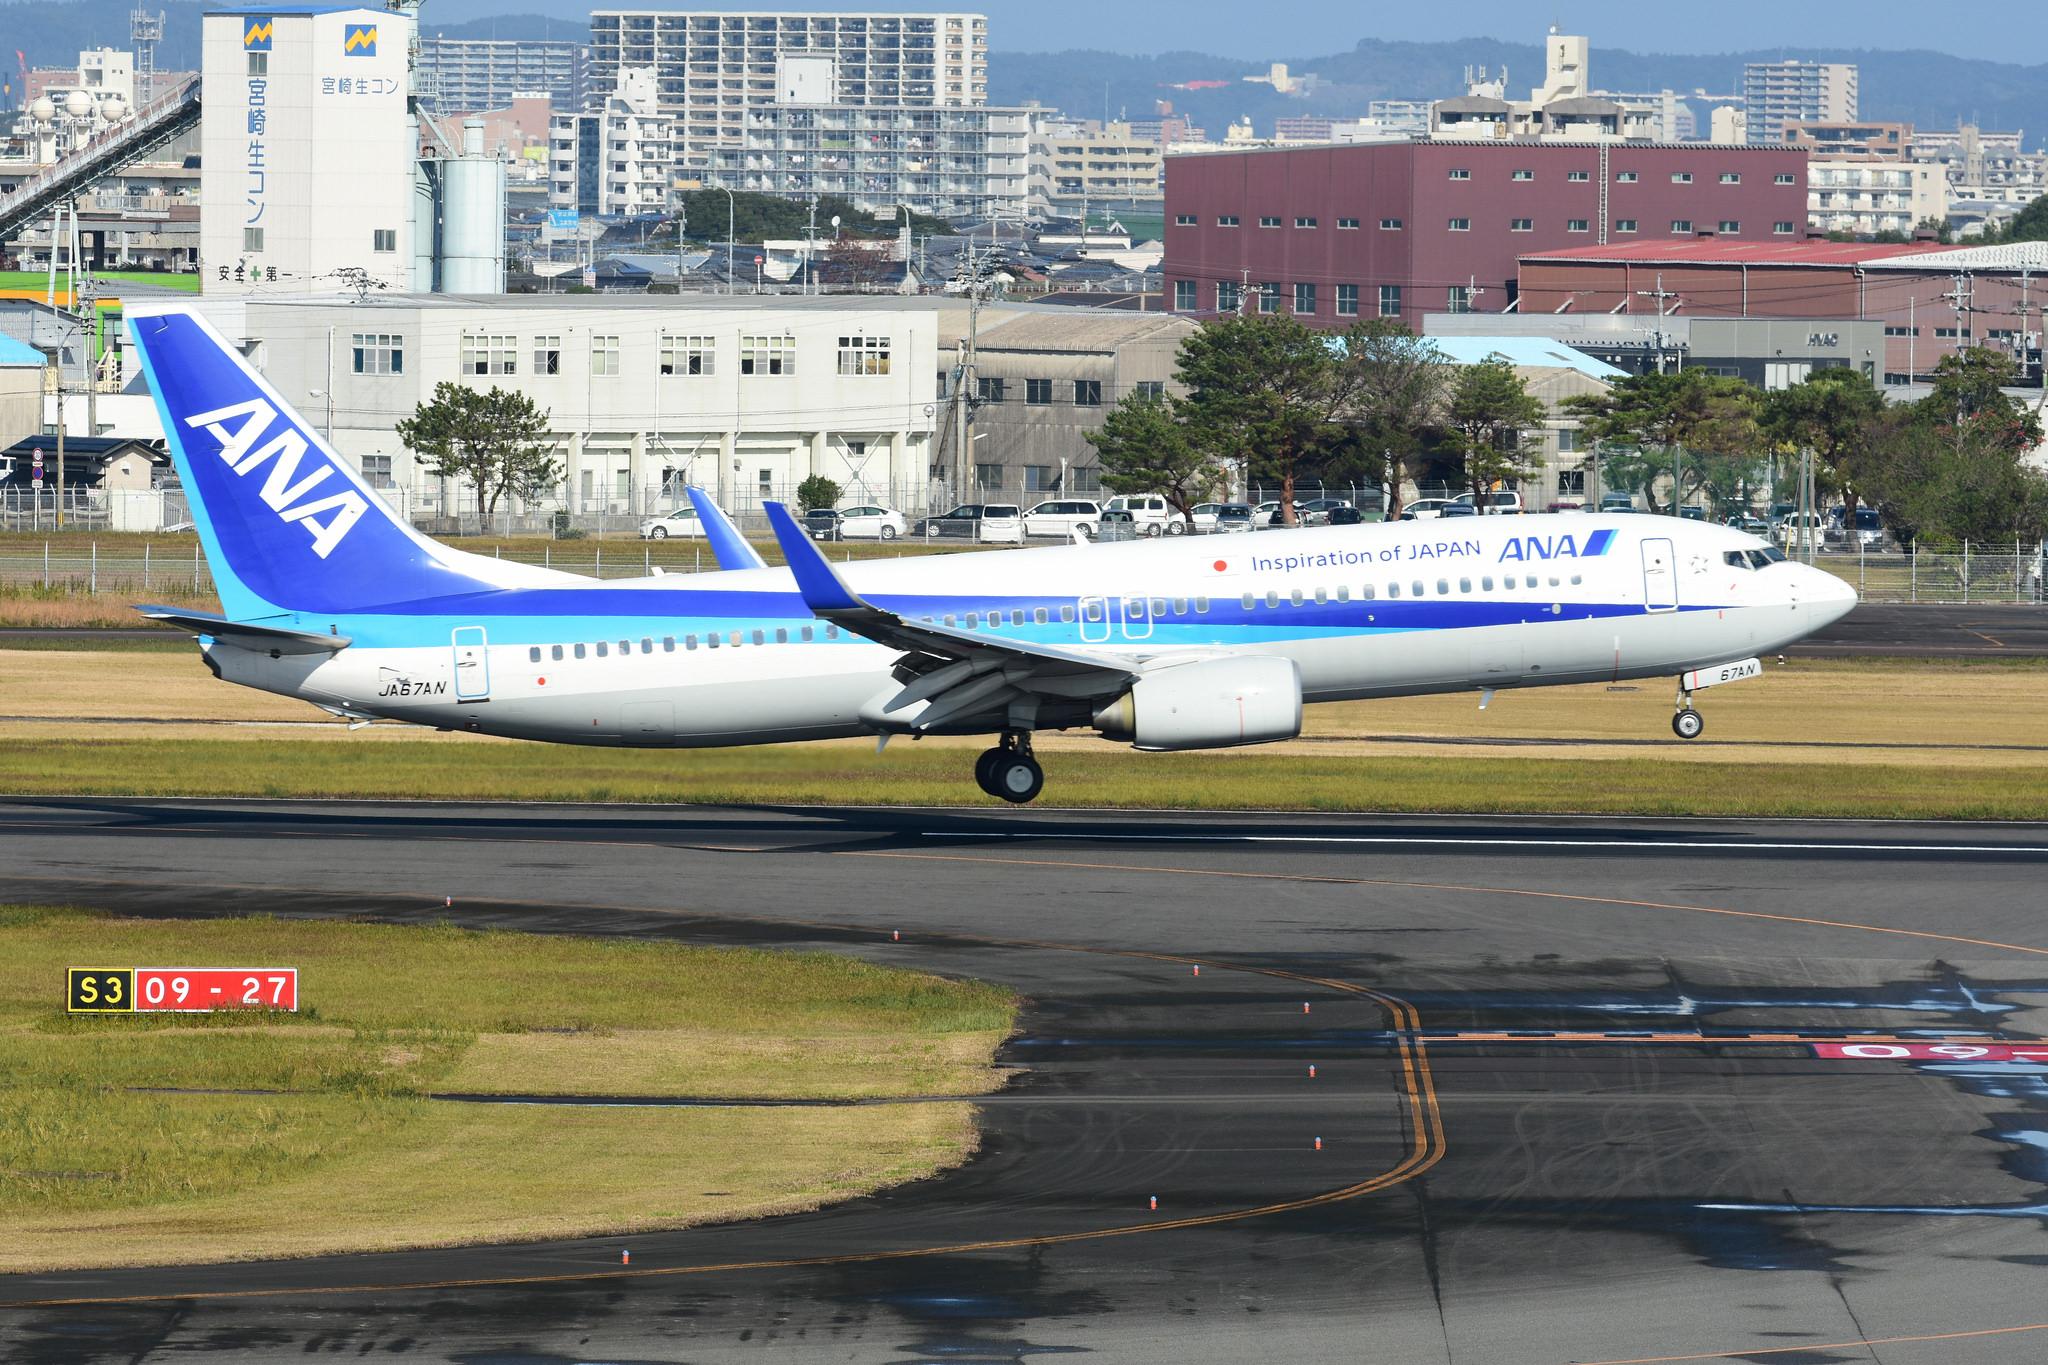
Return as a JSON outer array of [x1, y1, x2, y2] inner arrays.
[[137, 605, 350, 654]]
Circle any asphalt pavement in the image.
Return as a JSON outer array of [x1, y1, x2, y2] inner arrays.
[[1792, 601, 2048, 658], [2, 799, 2047, 1364]]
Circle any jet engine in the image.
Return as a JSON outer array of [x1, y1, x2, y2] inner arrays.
[[1092, 656, 1302, 751]]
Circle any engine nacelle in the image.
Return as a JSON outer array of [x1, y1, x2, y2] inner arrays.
[[1093, 655, 1303, 751]]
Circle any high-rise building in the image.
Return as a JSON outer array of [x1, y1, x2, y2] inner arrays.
[[419, 37, 585, 115], [587, 11, 988, 178], [1027, 118, 1165, 218], [200, 4, 417, 293], [549, 67, 673, 218], [720, 103, 1026, 221], [1742, 61, 1857, 145]]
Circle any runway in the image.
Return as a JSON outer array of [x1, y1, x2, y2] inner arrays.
[[3, 799, 2048, 1364], [1793, 601, 2048, 657]]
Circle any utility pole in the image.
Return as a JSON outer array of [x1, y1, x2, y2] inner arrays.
[[805, 195, 818, 296], [1635, 273, 1684, 516], [1464, 275, 1486, 313], [1237, 266, 1251, 316], [1939, 270, 1975, 352]]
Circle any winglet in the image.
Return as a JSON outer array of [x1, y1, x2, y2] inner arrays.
[[685, 486, 767, 571], [763, 501, 867, 613]]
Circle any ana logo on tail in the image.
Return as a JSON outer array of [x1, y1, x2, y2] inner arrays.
[[184, 398, 368, 558]]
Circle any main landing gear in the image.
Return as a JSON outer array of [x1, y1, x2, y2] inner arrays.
[[974, 731, 1044, 804], [1672, 685, 1705, 740]]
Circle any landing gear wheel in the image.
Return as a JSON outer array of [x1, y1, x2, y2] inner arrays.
[[973, 746, 1006, 794], [991, 753, 1044, 804], [1672, 708, 1704, 740]]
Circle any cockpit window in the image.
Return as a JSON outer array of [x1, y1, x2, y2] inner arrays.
[[1723, 550, 1752, 570], [1749, 548, 1783, 568]]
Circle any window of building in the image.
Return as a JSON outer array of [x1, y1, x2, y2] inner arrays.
[[1379, 217, 1402, 230], [661, 334, 714, 376], [1615, 218, 1638, 232], [1718, 220, 1741, 234], [247, 51, 267, 76], [973, 463, 1002, 490], [1774, 221, 1796, 234], [1026, 377, 1053, 405], [1448, 217, 1471, 231], [243, 227, 264, 253], [359, 454, 394, 488], [1217, 280, 1241, 312], [1173, 279, 1196, 310], [1670, 219, 1693, 234], [1774, 173, 1795, 185], [1671, 171, 1693, 184], [533, 336, 561, 374], [836, 334, 891, 376], [1258, 215, 1282, 228], [1566, 218, 1589, 232], [1616, 170, 1638, 183], [1935, 326, 1971, 339], [1720, 172, 1741, 184], [460, 334, 516, 376], [1294, 216, 1317, 229], [372, 228, 396, 253], [740, 334, 795, 376], [1136, 380, 1165, 399], [1217, 214, 1239, 227], [1448, 167, 1470, 180], [1567, 169, 1588, 182], [1446, 285, 1471, 313], [350, 333, 402, 375], [1510, 217, 1533, 231], [1023, 465, 1055, 491], [977, 376, 1005, 403], [1293, 282, 1316, 314], [1379, 284, 1401, 318], [1258, 282, 1280, 314], [590, 334, 620, 376], [1174, 213, 1197, 226], [1073, 379, 1102, 406], [1884, 324, 1919, 337], [1337, 217, 1360, 229], [1512, 168, 1534, 181], [1335, 283, 1359, 316]]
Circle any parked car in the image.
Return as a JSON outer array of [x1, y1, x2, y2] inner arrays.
[[1454, 491, 1524, 515], [1296, 497, 1354, 526], [1189, 502, 1255, 533], [1324, 505, 1367, 526], [1546, 501, 1585, 513], [1678, 506, 1706, 521], [1102, 493, 1185, 536], [1775, 510, 1828, 549], [1022, 498, 1102, 540], [1402, 497, 1461, 521], [834, 504, 907, 540], [1436, 502, 1479, 518], [1598, 492, 1638, 513], [977, 503, 1024, 544], [1724, 513, 1769, 535], [1094, 507, 1139, 542], [911, 504, 987, 539], [639, 510, 707, 540], [803, 507, 845, 540], [1252, 499, 1304, 524]]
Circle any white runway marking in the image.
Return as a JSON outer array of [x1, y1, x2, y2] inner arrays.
[[922, 832, 2048, 856]]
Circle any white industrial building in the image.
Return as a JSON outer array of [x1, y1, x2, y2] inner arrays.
[[587, 10, 988, 178], [129, 295, 941, 524]]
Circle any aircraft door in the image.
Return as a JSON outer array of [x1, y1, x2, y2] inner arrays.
[[451, 625, 491, 700], [1078, 594, 1111, 642], [1640, 537, 1677, 613], [1116, 594, 1154, 640]]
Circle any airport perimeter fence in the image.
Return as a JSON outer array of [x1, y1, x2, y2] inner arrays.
[[1807, 544, 2046, 606]]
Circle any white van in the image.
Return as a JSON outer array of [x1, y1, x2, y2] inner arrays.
[[1102, 494, 1184, 536], [1455, 491, 1524, 515], [977, 503, 1024, 544]]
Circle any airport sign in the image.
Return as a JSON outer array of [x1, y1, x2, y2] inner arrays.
[[66, 967, 298, 1013]]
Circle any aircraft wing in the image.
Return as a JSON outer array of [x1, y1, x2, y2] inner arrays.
[[763, 501, 1142, 731], [685, 486, 768, 571]]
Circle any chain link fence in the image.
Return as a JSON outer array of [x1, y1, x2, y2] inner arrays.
[[1808, 545, 2046, 605]]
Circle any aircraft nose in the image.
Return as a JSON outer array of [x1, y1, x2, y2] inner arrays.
[[1801, 563, 1858, 626]]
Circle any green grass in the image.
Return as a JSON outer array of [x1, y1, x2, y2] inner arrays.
[[2, 736, 2044, 819], [0, 271, 200, 294], [0, 906, 1014, 1270]]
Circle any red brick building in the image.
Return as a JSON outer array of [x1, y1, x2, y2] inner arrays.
[[1516, 239, 2048, 384], [1162, 140, 1810, 326]]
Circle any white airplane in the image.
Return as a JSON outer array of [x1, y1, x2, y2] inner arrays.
[[128, 307, 1857, 804]]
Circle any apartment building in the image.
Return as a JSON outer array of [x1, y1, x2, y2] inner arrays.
[[1781, 120, 1910, 161], [419, 37, 585, 115], [549, 66, 673, 218], [1807, 159, 1947, 237], [1027, 119, 1165, 218], [719, 102, 1027, 220], [1163, 140, 1807, 327], [1742, 61, 1857, 144], [587, 11, 988, 177]]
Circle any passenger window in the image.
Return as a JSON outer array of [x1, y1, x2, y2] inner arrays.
[[1360, 584, 1375, 600], [965, 613, 979, 628], [730, 631, 742, 646], [1012, 610, 1025, 625], [574, 643, 586, 659], [1388, 583, 1401, 598], [1459, 578, 1471, 593], [641, 638, 653, 653], [1335, 586, 1349, 602], [1482, 576, 1494, 591], [944, 614, 957, 627], [1437, 579, 1449, 595], [826, 625, 840, 639], [1290, 589, 1304, 606], [1413, 581, 1425, 596], [707, 634, 719, 648], [1266, 590, 1280, 608], [1195, 597, 1209, 613], [1033, 607, 1048, 624], [551, 645, 564, 661], [686, 635, 698, 650], [1570, 574, 1583, 585], [662, 637, 675, 652], [1059, 605, 1075, 623], [775, 628, 787, 644], [1313, 587, 1327, 605], [1242, 593, 1255, 609], [596, 641, 609, 658], [801, 626, 814, 641], [528, 647, 541, 663], [1548, 575, 1560, 587], [1151, 597, 1167, 616], [752, 630, 766, 645], [618, 640, 630, 655]]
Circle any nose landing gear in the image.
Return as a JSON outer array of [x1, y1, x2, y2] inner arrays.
[[974, 731, 1044, 804], [1672, 686, 1705, 740]]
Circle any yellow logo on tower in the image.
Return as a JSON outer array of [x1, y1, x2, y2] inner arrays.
[[343, 24, 377, 56], [243, 17, 273, 50]]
